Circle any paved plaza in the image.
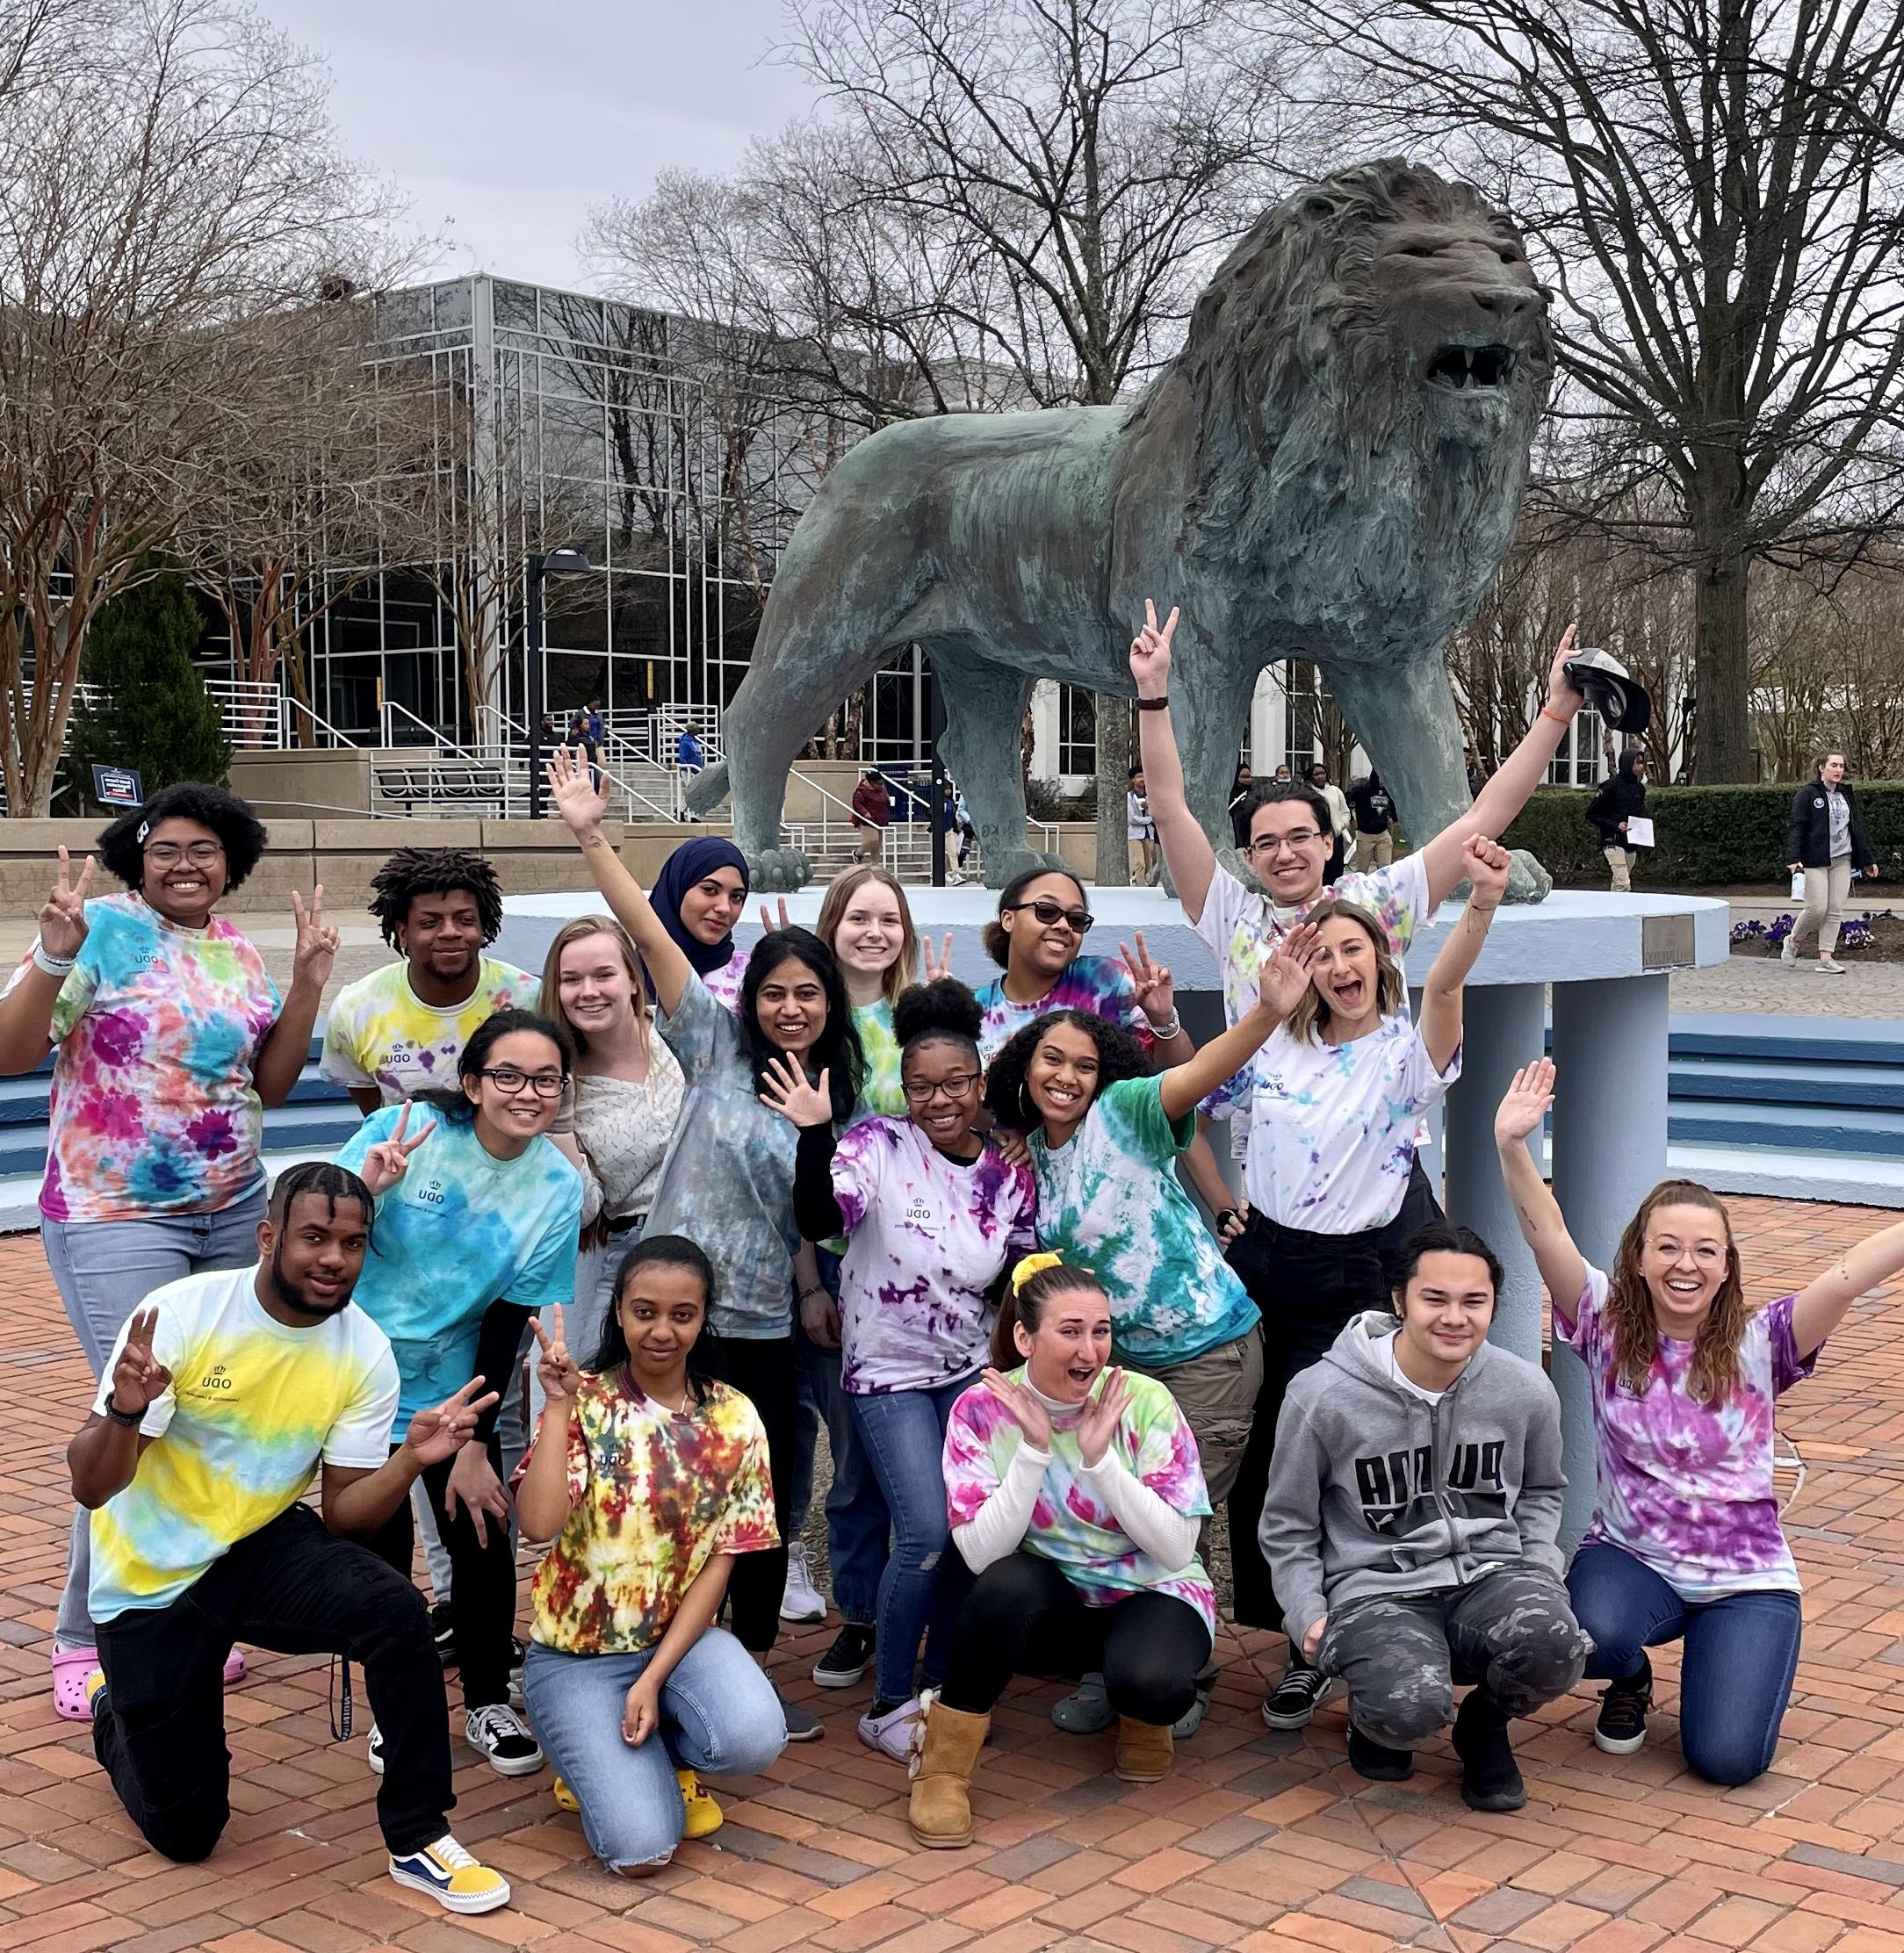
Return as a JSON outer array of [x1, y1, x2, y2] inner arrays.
[[1, 1200, 1903, 1953]]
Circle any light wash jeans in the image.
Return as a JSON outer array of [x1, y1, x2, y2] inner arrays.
[[521, 1627, 785, 1868], [42, 1188, 267, 1644]]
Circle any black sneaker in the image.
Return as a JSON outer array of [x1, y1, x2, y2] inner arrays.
[[1346, 1722, 1414, 1781], [1261, 1659, 1338, 1730], [465, 1703, 544, 1777], [813, 1624, 876, 1690], [1594, 1656, 1653, 1755], [1452, 1689, 1525, 1812], [431, 1603, 456, 1668], [777, 1687, 824, 1742]]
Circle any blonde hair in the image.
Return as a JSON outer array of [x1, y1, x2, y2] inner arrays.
[[539, 915, 653, 1066], [814, 865, 920, 1005], [1282, 898, 1406, 1044]]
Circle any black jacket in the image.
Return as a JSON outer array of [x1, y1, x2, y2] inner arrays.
[[1787, 778, 1874, 872], [1348, 777, 1396, 834], [1585, 751, 1648, 844]]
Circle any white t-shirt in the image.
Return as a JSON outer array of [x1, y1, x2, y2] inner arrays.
[[1244, 1013, 1459, 1234], [1381, 1330, 1446, 1403]]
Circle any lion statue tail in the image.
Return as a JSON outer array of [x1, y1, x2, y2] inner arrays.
[[683, 760, 729, 817]]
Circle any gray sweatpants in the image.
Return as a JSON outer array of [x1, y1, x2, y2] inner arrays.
[[1317, 1565, 1590, 1749]]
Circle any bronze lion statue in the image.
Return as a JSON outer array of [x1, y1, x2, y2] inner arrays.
[[689, 157, 1554, 892]]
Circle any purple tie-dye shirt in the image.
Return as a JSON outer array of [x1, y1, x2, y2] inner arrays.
[[831, 1117, 1035, 1394], [974, 953, 1152, 1065], [943, 1366, 1216, 1632], [1560, 1265, 1818, 1597]]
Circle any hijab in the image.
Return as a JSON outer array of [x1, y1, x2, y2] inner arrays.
[[651, 837, 751, 976]]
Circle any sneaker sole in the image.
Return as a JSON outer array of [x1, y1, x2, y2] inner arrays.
[[812, 1663, 873, 1689], [1593, 1727, 1647, 1755], [1461, 1780, 1527, 1812], [782, 1719, 825, 1744], [780, 1604, 827, 1624], [912, 1823, 972, 1849], [470, 1746, 545, 1777], [1262, 1679, 1340, 1730], [388, 1865, 512, 1914], [367, 1750, 385, 1777]]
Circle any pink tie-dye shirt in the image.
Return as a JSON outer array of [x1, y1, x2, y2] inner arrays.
[[943, 1366, 1217, 1632], [832, 1118, 1035, 1394], [1559, 1265, 1818, 1598]]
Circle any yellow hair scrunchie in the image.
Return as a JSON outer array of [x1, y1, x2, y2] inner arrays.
[[1010, 1251, 1065, 1294]]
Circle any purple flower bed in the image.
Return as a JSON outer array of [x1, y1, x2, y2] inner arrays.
[[1731, 909, 1893, 953]]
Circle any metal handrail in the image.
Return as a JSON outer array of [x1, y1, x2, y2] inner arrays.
[[280, 695, 362, 749], [379, 699, 486, 759]]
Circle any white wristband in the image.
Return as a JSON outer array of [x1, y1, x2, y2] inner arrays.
[[32, 940, 76, 976], [1149, 1013, 1183, 1041]]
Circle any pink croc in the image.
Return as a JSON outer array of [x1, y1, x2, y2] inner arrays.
[[52, 1645, 99, 1722], [222, 1647, 246, 1684]]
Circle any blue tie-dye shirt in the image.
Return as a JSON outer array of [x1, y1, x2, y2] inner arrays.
[[974, 953, 1152, 1065], [337, 1107, 581, 1420]]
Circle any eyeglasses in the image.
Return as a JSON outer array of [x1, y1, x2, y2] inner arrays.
[[145, 841, 224, 868], [1244, 829, 1323, 856], [1006, 897, 1094, 933], [480, 1067, 565, 1099], [903, 1072, 981, 1104]]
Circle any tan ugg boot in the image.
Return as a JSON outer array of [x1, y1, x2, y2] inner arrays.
[[1114, 1715, 1175, 1784], [907, 1690, 990, 1848]]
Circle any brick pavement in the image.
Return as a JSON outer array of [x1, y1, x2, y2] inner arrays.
[[3, 1199, 1904, 1953]]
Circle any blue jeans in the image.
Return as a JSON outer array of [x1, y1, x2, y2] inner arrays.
[[43, 1189, 267, 1643], [791, 1301, 890, 1625], [848, 1377, 973, 1704], [1568, 1541, 1803, 1786], [521, 1628, 786, 1869]]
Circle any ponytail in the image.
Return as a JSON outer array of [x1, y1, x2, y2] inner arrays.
[[991, 1252, 1104, 1369]]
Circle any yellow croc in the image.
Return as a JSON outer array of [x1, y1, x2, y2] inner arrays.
[[677, 1768, 724, 1841], [552, 1776, 579, 1812], [388, 1833, 511, 1915]]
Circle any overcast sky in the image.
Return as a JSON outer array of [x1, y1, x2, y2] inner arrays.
[[263, 0, 821, 294]]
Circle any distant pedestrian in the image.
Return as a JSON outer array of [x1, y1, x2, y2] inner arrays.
[[1586, 751, 1648, 893], [1785, 753, 1878, 976], [1348, 771, 1396, 871], [1308, 763, 1351, 886], [677, 729, 704, 776], [1126, 765, 1158, 885], [851, 770, 892, 863]]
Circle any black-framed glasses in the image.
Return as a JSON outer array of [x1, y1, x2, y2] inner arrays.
[[145, 840, 224, 868], [480, 1067, 565, 1099], [903, 1071, 982, 1104], [1006, 897, 1094, 933], [1244, 829, 1324, 856]]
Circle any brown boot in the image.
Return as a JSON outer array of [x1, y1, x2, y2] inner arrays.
[[1114, 1715, 1175, 1784], [907, 1690, 990, 1848]]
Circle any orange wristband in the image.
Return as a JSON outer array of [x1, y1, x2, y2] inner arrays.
[[1540, 706, 1571, 726]]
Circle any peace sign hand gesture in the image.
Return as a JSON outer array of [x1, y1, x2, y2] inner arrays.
[[109, 1308, 171, 1419], [39, 846, 94, 962], [358, 1102, 436, 1196], [401, 1377, 501, 1468], [290, 885, 340, 991], [1120, 931, 1175, 1027], [1129, 598, 1179, 700], [980, 1367, 1052, 1451], [530, 1304, 583, 1409], [758, 897, 791, 933], [1078, 1368, 1131, 1469], [547, 746, 612, 837], [921, 933, 956, 984], [1258, 921, 1319, 1017], [758, 1052, 833, 1128]]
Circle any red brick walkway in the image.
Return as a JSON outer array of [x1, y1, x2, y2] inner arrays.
[[3, 1197, 1904, 1953]]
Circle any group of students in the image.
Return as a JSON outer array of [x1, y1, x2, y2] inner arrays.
[[4, 600, 1891, 1915]]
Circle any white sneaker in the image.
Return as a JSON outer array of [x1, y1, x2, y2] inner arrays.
[[388, 1833, 511, 1914], [465, 1703, 543, 1776], [780, 1541, 826, 1624], [1819, 956, 1846, 975], [367, 1724, 386, 1775]]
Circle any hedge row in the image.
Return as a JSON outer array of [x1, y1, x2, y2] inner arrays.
[[1499, 783, 1904, 889]]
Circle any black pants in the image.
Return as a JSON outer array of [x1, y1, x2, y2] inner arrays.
[[940, 1551, 1212, 1725], [363, 1435, 516, 1709], [94, 1503, 452, 1863], [1225, 1163, 1444, 1632], [703, 1333, 797, 1654]]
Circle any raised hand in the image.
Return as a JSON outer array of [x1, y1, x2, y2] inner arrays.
[[1129, 598, 1179, 699], [758, 897, 792, 933], [358, 1102, 436, 1196], [39, 847, 94, 962], [1120, 931, 1175, 1026], [547, 745, 611, 836], [1078, 1367, 1131, 1468], [921, 933, 956, 984], [1462, 834, 1511, 910], [1494, 1058, 1555, 1149], [1258, 921, 1320, 1017], [109, 1308, 171, 1418], [757, 1052, 833, 1128], [530, 1304, 583, 1409], [401, 1377, 501, 1468], [290, 885, 340, 991], [980, 1367, 1052, 1451], [444, 1437, 511, 1548], [1544, 623, 1583, 715]]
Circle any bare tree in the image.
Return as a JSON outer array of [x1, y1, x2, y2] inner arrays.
[[0, 0, 403, 811], [1278, 0, 1904, 783]]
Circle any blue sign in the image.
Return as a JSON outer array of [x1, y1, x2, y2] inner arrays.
[[90, 764, 143, 809]]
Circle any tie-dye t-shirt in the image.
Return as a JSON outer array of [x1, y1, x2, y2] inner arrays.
[[1244, 1015, 1458, 1233], [321, 956, 538, 1105], [851, 998, 906, 1119], [335, 1107, 581, 1421], [831, 1119, 1035, 1394], [1029, 1077, 1258, 1366], [1559, 1265, 1818, 1599], [88, 1266, 399, 1622], [9, 894, 282, 1222], [974, 954, 1154, 1065], [943, 1366, 1216, 1632], [529, 1372, 778, 1654], [702, 944, 748, 1014], [645, 975, 800, 1339]]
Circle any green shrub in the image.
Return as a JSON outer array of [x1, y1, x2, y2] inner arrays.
[[1501, 782, 1904, 887]]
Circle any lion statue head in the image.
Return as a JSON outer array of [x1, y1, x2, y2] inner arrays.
[[1135, 159, 1553, 660]]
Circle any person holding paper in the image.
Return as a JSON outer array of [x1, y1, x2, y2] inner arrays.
[[1585, 751, 1648, 892]]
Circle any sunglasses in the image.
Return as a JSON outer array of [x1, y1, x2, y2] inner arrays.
[[1006, 897, 1094, 933]]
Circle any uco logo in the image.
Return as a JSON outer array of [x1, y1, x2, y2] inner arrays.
[[904, 1198, 933, 1226], [199, 1364, 233, 1391], [416, 1182, 447, 1207]]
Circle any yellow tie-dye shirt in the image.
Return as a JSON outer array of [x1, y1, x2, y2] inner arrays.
[[89, 1267, 400, 1624]]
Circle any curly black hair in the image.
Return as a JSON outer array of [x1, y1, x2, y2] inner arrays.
[[368, 847, 505, 948], [981, 1006, 1148, 1132], [893, 976, 983, 1066], [97, 783, 268, 892]]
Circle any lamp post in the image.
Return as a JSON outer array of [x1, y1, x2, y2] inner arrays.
[[525, 546, 593, 819]]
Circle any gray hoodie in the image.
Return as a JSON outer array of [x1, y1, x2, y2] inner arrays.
[[1260, 1312, 1567, 1654]]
